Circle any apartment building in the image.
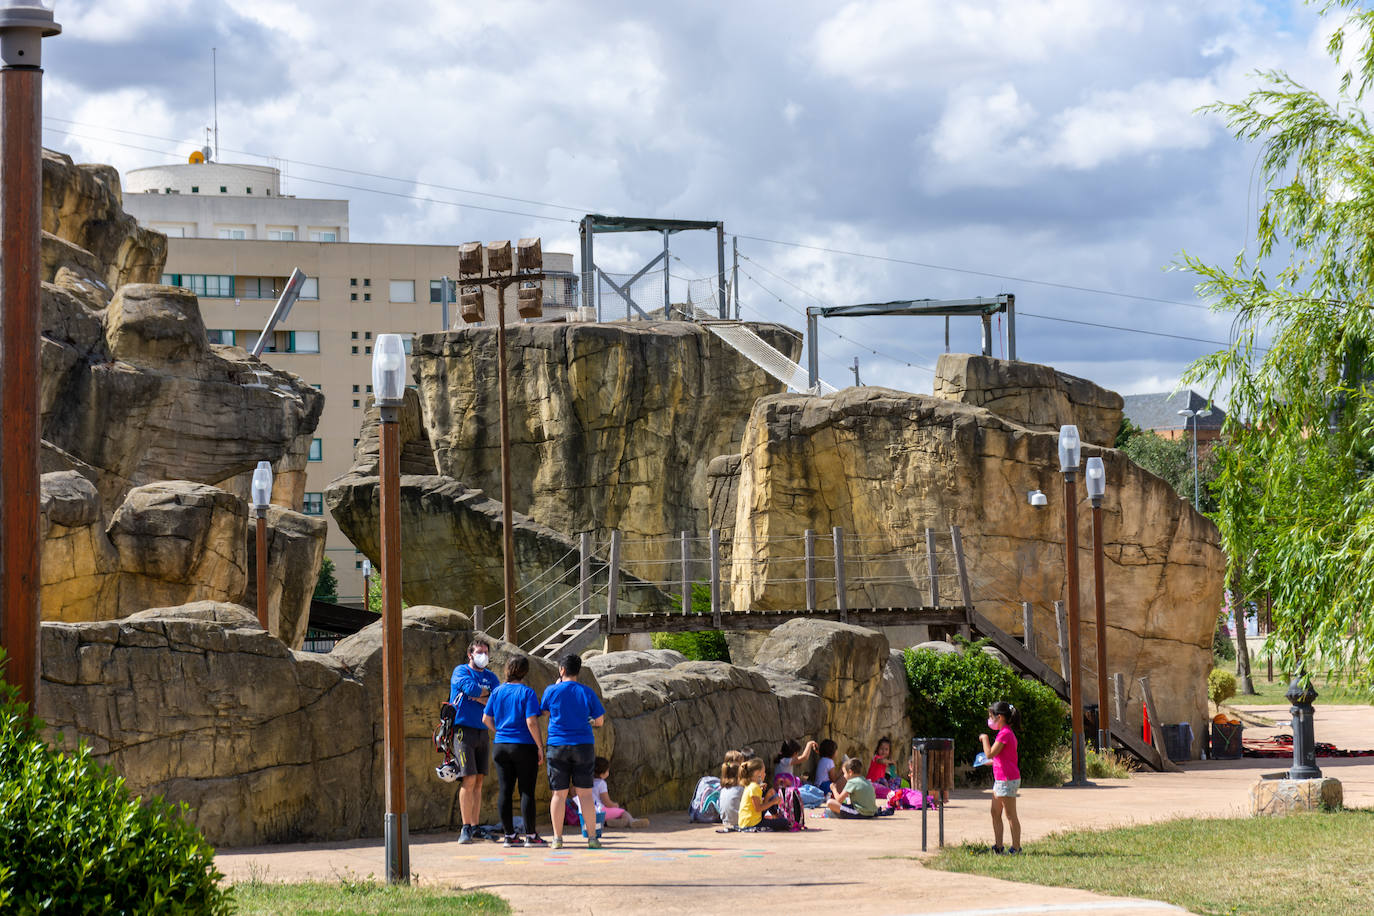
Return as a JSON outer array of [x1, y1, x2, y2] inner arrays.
[[123, 158, 577, 605]]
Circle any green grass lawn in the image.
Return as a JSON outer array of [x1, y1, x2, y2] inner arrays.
[[929, 808, 1374, 916], [230, 879, 509, 915], [1224, 671, 1371, 706]]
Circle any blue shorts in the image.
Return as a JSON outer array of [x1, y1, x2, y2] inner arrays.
[[993, 778, 1020, 798]]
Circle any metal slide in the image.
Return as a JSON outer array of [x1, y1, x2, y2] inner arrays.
[[700, 318, 838, 395]]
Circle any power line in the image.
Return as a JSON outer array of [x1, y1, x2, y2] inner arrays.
[[1017, 310, 1264, 350], [735, 233, 1218, 312]]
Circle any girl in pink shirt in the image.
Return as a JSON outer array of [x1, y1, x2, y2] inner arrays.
[[979, 700, 1022, 854]]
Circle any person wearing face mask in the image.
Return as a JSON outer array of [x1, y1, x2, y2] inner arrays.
[[979, 700, 1022, 854], [450, 638, 501, 844]]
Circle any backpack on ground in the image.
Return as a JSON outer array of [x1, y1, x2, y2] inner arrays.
[[774, 782, 807, 831], [798, 784, 827, 808], [688, 776, 722, 823]]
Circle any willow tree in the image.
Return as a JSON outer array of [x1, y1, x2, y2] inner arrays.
[[1181, 2, 1374, 689]]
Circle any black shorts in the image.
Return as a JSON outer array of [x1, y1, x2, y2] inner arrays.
[[454, 726, 490, 777], [546, 743, 595, 791]]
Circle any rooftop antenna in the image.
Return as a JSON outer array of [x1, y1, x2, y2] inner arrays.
[[212, 47, 219, 161]]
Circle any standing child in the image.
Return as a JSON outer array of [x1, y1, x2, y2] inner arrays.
[[979, 700, 1022, 854], [718, 752, 746, 827], [586, 757, 649, 829], [738, 758, 791, 831], [825, 757, 878, 818]]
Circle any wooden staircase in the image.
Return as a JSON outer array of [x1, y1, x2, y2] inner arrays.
[[530, 615, 603, 662]]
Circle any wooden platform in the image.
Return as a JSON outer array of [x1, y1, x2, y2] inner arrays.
[[606, 606, 970, 634]]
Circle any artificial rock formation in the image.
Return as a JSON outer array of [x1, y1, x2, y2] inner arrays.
[[34, 150, 326, 640], [722, 382, 1224, 744], [411, 320, 798, 572]]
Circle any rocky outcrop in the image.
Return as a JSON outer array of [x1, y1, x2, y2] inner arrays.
[[932, 353, 1123, 446], [38, 604, 612, 847], [242, 506, 329, 650], [39, 471, 118, 620], [412, 321, 798, 573], [726, 385, 1223, 743], [42, 150, 165, 290]]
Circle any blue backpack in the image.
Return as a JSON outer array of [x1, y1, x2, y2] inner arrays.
[[689, 776, 722, 822]]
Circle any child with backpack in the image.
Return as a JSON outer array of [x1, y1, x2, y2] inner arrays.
[[825, 757, 878, 818], [738, 758, 793, 831], [980, 700, 1022, 854]]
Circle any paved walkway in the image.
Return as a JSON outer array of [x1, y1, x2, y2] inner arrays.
[[217, 703, 1374, 915]]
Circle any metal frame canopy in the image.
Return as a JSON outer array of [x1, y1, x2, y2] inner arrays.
[[806, 294, 1015, 390], [579, 214, 727, 320]]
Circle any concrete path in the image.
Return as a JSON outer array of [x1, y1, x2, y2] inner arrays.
[[217, 703, 1374, 915]]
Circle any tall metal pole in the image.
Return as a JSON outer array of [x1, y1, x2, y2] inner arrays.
[[254, 511, 269, 631], [495, 283, 519, 647], [731, 235, 740, 320], [1191, 417, 1200, 510], [716, 222, 727, 319], [807, 310, 819, 391], [662, 230, 670, 318], [378, 402, 409, 883], [440, 274, 450, 331], [1091, 497, 1110, 753], [1063, 470, 1086, 784], [0, 3, 58, 707]]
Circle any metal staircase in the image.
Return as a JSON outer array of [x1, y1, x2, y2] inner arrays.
[[530, 614, 603, 662], [693, 309, 837, 395]]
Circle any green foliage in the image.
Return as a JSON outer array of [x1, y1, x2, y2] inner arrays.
[[0, 657, 229, 915], [1178, 2, 1374, 691], [313, 556, 338, 601], [231, 878, 510, 914], [1213, 617, 1237, 665], [1119, 429, 1218, 513], [1209, 668, 1239, 707], [902, 640, 1068, 781], [1114, 415, 1142, 449], [652, 583, 730, 662], [1043, 746, 1134, 784]]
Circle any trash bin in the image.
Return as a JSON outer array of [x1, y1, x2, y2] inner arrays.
[[1162, 722, 1194, 762], [1210, 722, 1244, 759], [911, 737, 954, 803]]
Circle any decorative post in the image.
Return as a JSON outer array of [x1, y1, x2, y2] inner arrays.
[[1287, 679, 1321, 780], [1058, 425, 1087, 786], [832, 526, 847, 624], [250, 461, 273, 631], [680, 531, 690, 616], [579, 532, 591, 617], [709, 528, 722, 629], [1085, 456, 1111, 753], [804, 528, 817, 612]]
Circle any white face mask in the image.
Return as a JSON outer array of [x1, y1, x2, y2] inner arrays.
[[472, 653, 489, 669]]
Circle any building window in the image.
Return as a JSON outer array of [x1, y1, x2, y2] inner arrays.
[[430, 279, 457, 303], [364, 346, 372, 354], [191, 186, 199, 193], [364, 278, 371, 287], [400, 334, 414, 354], [267, 229, 296, 241], [351, 293, 357, 301], [238, 277, 288, 299], [219, 186, 227, 193], [308, 438, 323, 461], [246, 187, 252, 194], [352, 399, 360, 408], [355, 560, 364, 570], [365, 384, 372, 393], [312, 383, 322, 390], [158, 226, 186, 238], [363, 293, 371, 301], [365, 332, 372, 339], [206, 329, 235, 346], [352, 385, 360, 393], [164, 274, 233, 297], [351, 278, 358, 287], [288, 330, 320, 353], [351, 346, 359, 354], [217, 228, 249, 240], [303, 493, 324, 515], [309, 230, 338, 242], [299, 277, 319, 299], [353, 438, 359, 447], [388, 280, 415, 303]]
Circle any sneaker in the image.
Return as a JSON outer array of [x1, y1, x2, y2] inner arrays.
[[587, 837, 602, 850], [991, 844, 1005, 855], [550, 836, 564, 850], [502, 834, 520, 847], [458, 825, 474, 845], [629, 817, 650, 829], [1007, 847, 1022, 855], [523, 834, 548, 847]]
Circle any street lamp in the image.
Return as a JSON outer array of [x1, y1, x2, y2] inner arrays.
[[361, 557, 372, 612], [1058, 424, 1087, 786], [1177, 407, 1212, 510], [457, 238, 544, 647], [0, 0, 60, 706], [373, 332, 409, 884], [250, 461, 273, 631], [1085, 455, 1110, 755]]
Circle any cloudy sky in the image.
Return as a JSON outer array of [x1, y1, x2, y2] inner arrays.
[[41, 0, 1346, 403]]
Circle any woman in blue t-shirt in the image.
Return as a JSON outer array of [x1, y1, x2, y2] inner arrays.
[[483, 655, 547, 847]]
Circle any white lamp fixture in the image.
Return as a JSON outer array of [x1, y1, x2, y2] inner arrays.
[[372, 333, 407, 405], [0, 0, 61, 67], [1085, 456, 1106, 500], [1058, 425, 1081, 473], [250, 460, 273, 510], [362, 558, 372, 579], [1028, 490, 1048, 507]]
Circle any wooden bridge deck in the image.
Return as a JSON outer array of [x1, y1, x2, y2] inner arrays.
[[605, 606, 969, 634]]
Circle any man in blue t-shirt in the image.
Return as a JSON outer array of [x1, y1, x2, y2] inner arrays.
[[450, 637, 500, 844], [539, 653, 605, 849]]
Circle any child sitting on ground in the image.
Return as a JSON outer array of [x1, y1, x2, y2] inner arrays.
[[866, 735, 899, 790], [775, 738, 818, 778], [812, 739, 838, 792], [825, 757, 878, 818], [583, 756, 649, 829], [718, 751, 746, 827], [739, 757, 791, 831]]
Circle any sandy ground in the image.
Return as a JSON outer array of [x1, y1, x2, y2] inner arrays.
[[217, 702, 1374, 915]]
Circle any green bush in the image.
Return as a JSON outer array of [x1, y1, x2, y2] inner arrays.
[[903, 640, 1068, 781], [0, 660, 230, 915], [1208, 668, 1238, 707], [1212, 616, 1236, 664], [651, 583, 730, 662]]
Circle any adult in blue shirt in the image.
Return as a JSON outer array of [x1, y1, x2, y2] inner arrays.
[[540, 653, 605, 849], [482, 654, 547, 847], [450, 637, 500, 844]]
